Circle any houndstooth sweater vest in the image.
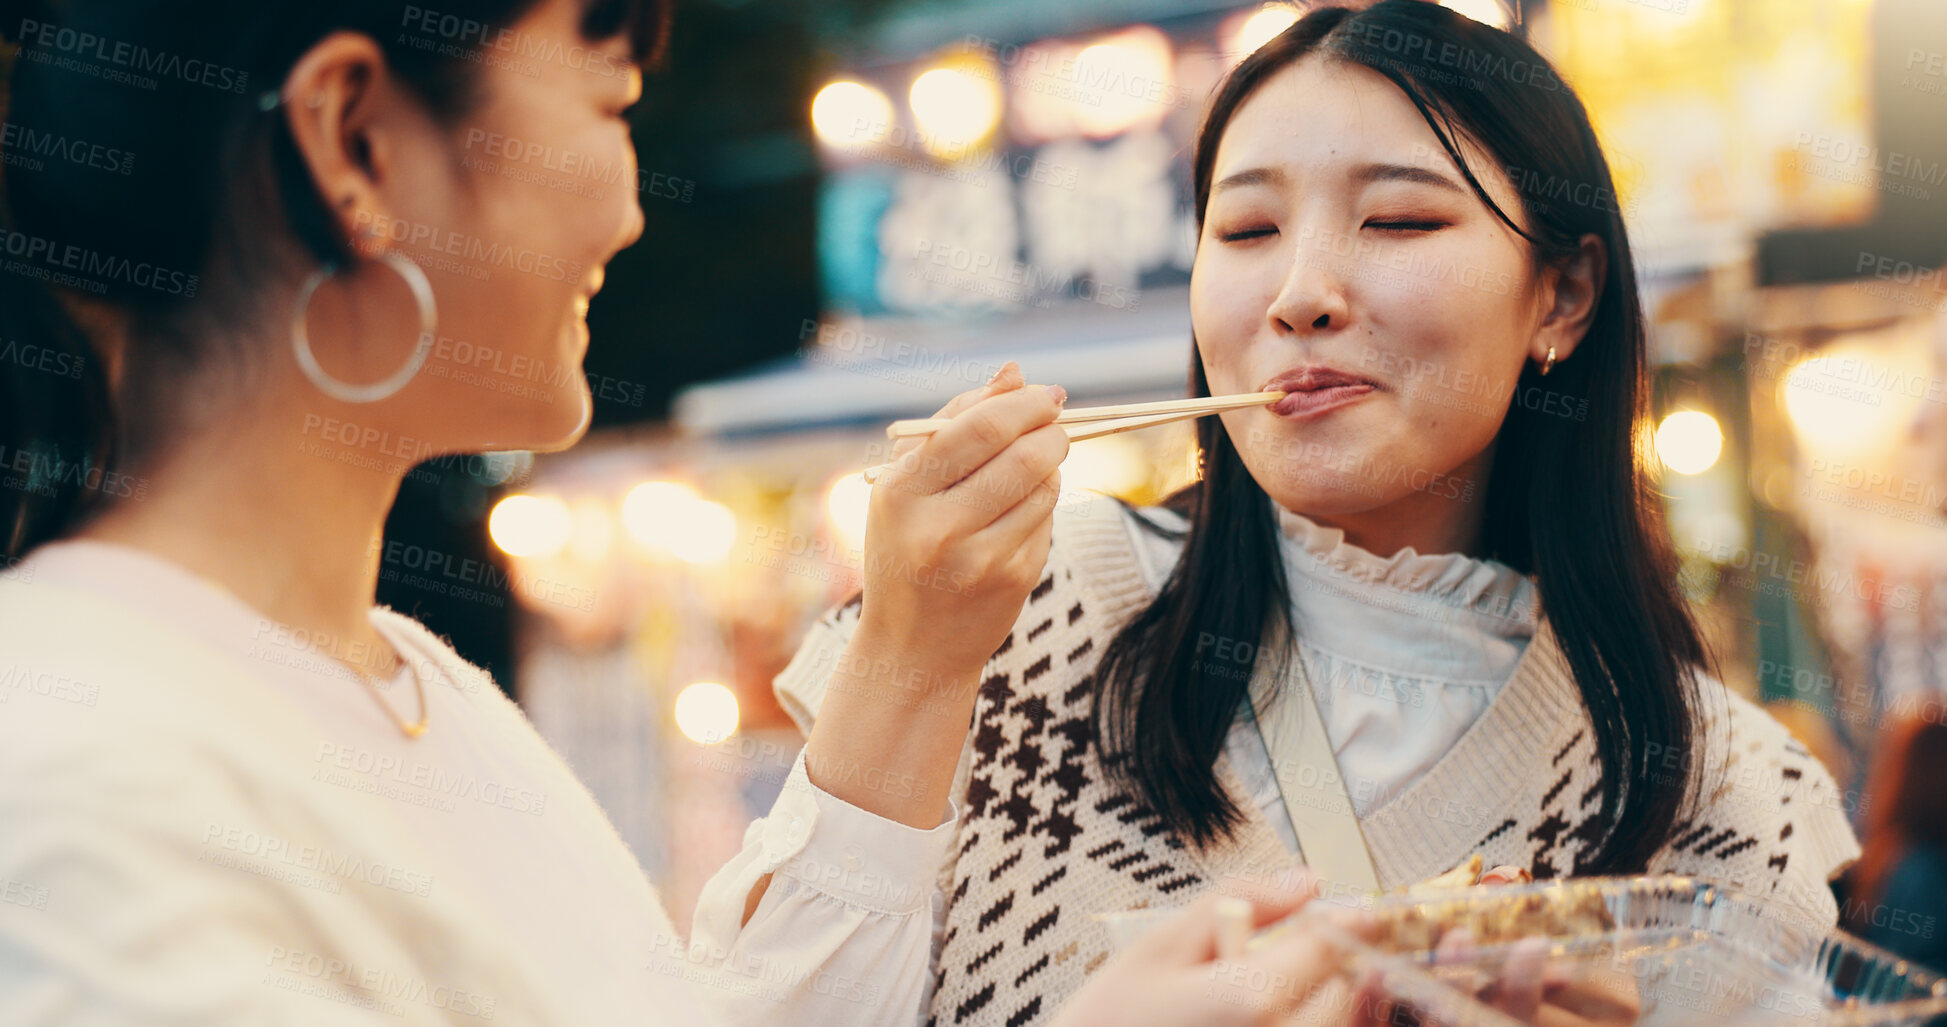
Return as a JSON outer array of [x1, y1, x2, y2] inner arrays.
[[774, 496, 1862, 1027]]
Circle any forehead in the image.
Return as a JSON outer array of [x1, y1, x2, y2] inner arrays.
[[1210, 56, 1491, 190]]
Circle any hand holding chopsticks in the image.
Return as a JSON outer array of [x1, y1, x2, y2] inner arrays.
[[863, 390, 1282, 482]]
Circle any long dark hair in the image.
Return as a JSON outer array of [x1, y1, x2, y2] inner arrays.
[[0, 0, 669, 559], [1092, 0, 1708, 874]]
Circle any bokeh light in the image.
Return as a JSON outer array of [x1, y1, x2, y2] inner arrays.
[[1655, 410, 1724, 476], [674, 682, 740, 744], [825, 473, 873, 553], [1779, 341, 1926, 466], [908, 62, 1003, 157], [1440, 0, 1513, 29], [1224, 4, 1302, 61], [811, 80, 894, 148], [1073, 28, 1175, 138], [622, 481, 738, 564], [488, 493, 572, 558], [1062, 435, 1150, 497]]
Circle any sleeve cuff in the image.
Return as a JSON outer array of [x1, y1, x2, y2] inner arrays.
[[750, 749, 956, 915], [773, 620, 849, 737]]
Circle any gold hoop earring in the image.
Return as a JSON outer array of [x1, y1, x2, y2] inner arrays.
[[1540, 345, 1558, 377]]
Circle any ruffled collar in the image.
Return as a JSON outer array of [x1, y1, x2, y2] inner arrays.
[[1273, 500, 1538, 680]]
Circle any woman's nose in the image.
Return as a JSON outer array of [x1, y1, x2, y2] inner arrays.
[[1266, 239, 1350, 335]]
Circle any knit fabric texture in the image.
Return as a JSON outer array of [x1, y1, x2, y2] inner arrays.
[[774, 497, 1862, 1027]]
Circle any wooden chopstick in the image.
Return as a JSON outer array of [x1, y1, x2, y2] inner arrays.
[[1062, 408, 1209, 442], [860, 399, 1263, 483], [885, 391, 1283, 439]]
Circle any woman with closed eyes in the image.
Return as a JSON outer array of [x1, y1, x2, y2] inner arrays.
[[778, 3, 1862, 1024]]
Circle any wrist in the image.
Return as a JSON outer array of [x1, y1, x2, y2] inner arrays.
[[845, 617, 987, 698]]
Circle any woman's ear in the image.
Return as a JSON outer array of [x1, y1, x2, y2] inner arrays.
[[1533, 233, 1606, 366], [276, 32, 403, 253]]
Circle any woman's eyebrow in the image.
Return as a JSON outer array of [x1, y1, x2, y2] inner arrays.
[[1351, 161, 1466, 193], [1212, 166, 1285, 193], [1213, 162, 1466, 195]]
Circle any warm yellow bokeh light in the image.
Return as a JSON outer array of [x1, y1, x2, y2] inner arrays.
[[1226, 4, 1302, 60], [810, 80, 894, 148], [621, 481, 737, 564], [825, 473, 873, 553], [1073, 28, 1175, 138], [1441, 0, 1512, 29], [1654, 410, 1724, 475], [666, 499, 738, 565], [488, 493, 573, 558], [1778, 342, 1924, 466], [621, 481, 698, 549], [568, 497, 614, 564], [674, 682, 740, 745], [909, 64, 1002, 157], [1062, 436, 1150, 497]]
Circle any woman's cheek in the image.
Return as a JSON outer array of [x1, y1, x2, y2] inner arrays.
[[1190, 266, 1259, 391]]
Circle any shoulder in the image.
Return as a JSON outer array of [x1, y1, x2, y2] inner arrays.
[[0, 573, 248, 772], [1693, 683, 1853, 825], [1049, 493, 1177, 620], [1654, 675, 1861, 930]]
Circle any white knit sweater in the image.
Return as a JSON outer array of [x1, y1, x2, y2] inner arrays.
[[0, 542, 953, 1026], [776, 494, 1863, 1027]]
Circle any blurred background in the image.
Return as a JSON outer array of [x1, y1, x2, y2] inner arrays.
[[375, 0, 1947, 959]]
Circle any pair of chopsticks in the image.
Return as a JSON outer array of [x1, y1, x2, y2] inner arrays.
[[861, 390, 1282, 483]]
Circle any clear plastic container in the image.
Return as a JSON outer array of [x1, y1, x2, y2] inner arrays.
[[1287, 875, 1947, 1026]]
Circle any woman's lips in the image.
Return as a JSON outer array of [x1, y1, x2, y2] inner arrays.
[[1271, 384, 1374, 418], [1262, 367, 1381, 419]]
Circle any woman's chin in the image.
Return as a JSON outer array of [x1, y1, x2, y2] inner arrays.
[[1256, 471, 1399, 520], [528, 383, 595, 453], [470, 383, 593, 455]]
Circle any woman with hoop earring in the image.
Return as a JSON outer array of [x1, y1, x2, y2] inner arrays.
[[0, 2, 1356, 1024]]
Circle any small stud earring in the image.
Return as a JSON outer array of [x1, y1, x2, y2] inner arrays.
[[1540, 345, 1558, 376]]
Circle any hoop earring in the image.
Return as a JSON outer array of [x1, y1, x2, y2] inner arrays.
[[1540, 345, 1558, 377], [291, 251, 437, 404]]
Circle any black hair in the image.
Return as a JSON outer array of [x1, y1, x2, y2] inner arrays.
[[0, 0, 669, 557], [1091, 0, 1708, 874]]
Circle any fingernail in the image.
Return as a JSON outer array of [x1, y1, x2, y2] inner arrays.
[[1048, 385, 1067, 406], [987, 361, 1018, 386]]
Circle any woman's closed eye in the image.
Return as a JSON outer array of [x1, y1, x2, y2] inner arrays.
[[1363, 217, 1449, 233], [1217, 225, 1278, 243]]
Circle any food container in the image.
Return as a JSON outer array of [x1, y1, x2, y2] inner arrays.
[[1299, 875, 1947, 1025], [1096, 877, 1947, 1024]]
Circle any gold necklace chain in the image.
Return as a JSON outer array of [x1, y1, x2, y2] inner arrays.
[[163, 557, 429, 738], [363, 630, 430, 739]]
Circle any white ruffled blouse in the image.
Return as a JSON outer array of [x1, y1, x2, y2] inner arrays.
[[1123, 500, 1541, 846]]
